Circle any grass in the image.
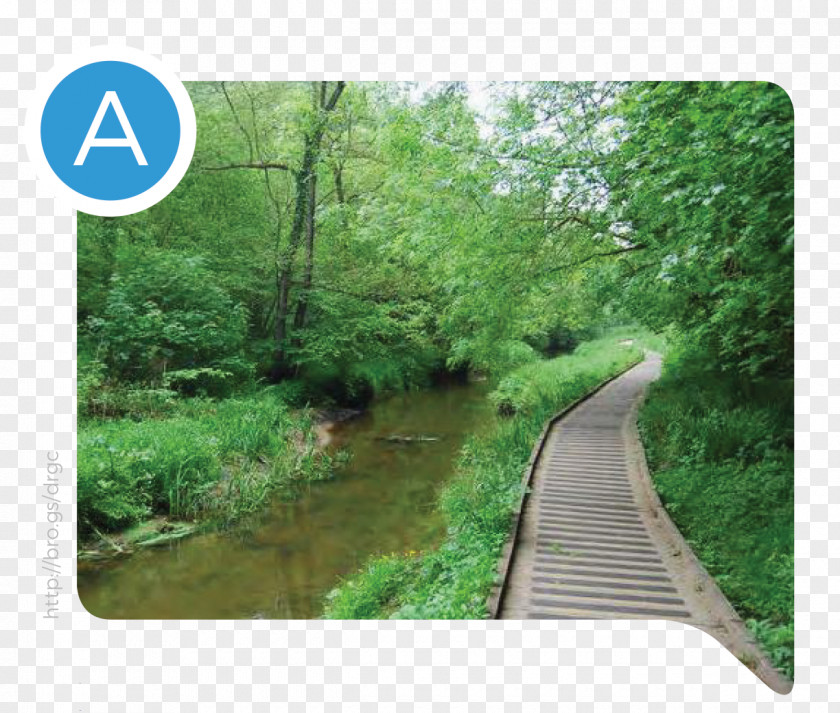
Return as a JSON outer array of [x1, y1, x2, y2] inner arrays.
[[488, 337, 645, 415], [78, 390, 333, 538], [323, 335, 644, 619], [638, 344, 794, 679]]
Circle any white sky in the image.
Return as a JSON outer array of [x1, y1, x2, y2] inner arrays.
[[407, 81, 504, 139]]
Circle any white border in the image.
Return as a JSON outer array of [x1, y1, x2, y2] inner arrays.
[[24, 45, 196, 217], [7, 7, 832, 707]]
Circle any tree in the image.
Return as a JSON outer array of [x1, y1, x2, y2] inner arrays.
[[92, 252, 247, 382], [602, 82, 794, 379], [204, 81, 346, 378]]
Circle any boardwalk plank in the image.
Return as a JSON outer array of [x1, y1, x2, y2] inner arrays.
[[494, 354, 791, 693]]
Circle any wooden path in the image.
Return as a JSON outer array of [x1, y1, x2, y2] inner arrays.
[[493, 353, 792, 693]]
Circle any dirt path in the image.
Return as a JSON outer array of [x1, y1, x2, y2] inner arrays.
[[497, 354, 792, 694]]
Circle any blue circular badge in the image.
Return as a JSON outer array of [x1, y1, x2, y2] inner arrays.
[[27, 47, 196, 216], [41, 62, 180, 201]]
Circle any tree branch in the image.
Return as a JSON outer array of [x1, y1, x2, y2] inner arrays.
[[203, 162, 292, 172], [219, 82, 255, 163], [543, 243, 647, 274], [324, 81, 346, 111]]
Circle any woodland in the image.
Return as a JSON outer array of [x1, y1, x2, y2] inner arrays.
[[77, 82, 793, 675]]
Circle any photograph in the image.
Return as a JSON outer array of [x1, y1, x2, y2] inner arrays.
[[73, 80, 793, 689]]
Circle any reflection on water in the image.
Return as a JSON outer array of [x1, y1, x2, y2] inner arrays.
[[77, 381, 493, 619]]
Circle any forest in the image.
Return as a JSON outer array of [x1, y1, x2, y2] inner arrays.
[[77, 82, 793, 676]]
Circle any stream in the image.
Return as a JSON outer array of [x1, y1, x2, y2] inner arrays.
[[77, 380, 493, 619]]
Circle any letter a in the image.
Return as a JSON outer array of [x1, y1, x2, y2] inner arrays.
[[74, 91, 148, 166]]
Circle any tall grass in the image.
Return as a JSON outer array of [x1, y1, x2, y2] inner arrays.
[[323, 336, 643, 619], [638, 344, 794, 679], [489, 337, 647, 415], [78, 392, 332, 536]]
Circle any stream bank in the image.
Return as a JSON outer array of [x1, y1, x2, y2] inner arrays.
[[77, 380, 493, 619]]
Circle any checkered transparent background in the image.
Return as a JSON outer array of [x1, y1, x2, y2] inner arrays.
[[2, 1, 836, 710]]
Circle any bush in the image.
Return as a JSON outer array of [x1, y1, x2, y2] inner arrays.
[[83, 385, 182, 420], [163, 367, 235, 397], [258, 380, 309, 408], [91, 252, 248, 382], [77, 435, 152, 532], [78, 356, 107, 419], [489, 337, 642, 415]]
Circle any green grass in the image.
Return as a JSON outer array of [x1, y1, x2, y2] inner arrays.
[[638, 345, 794, 679], [78, 391, 332, 537], [323, 335, 643, 619], [488, 337, 645, 415], [606, 324, 669, 355]]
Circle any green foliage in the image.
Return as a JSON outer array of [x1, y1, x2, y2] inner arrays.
[[324, 554, 421, 619], [78, 392, 331, 535], [747, 619, 795, 680], [602, 82, 793, 380], [163, 366, 240, 398], [76, 81, 791, 647], [85, 385, 181, 421], [291, 295, 444, 401], [323, 337, 641, 619], [639, 347, 793, 678], [91, 252, 248, 382], [78, 354, 107, 419], [489, 337, 642, 415], [597, 325, 670, 355], [77, 435, 152, 532], [78, 81, 792, 398]]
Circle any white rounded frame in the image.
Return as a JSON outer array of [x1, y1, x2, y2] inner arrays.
[[25, 45, 196, 217]]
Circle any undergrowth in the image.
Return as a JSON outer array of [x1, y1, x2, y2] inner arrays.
[[78, 392, 332, 537], [323, 336, 643, 619], [639, 343, 794, 680]]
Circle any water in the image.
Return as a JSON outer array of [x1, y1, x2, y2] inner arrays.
[[77, 381, 493, 619]]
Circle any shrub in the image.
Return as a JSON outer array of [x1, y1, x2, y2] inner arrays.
[[489, 337, 642, 415], [163, 367, 235, 397], [259, 380, 309, 408], [84, 385, 182, 420], [77, 435, 152, 532], [91, 252, 248, 382], [78, 357, 107, 419]]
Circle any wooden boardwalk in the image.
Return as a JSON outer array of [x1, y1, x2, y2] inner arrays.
[[495, 354, 792, 693]]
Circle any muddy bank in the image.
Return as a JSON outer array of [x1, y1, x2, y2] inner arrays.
[[78, 518, 199, 568], [312, 407, 364, 448]]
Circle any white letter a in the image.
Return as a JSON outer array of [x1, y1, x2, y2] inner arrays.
[[74, 91, 148, 166]]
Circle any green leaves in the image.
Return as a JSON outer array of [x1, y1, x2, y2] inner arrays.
[[92, 252, 248, 383], [601, 82, 793, 380], [639, 345, 793, 678], [489, 336, 642, 415], [78, 391, 332, 535]]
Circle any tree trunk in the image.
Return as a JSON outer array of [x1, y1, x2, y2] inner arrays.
[[270, 81, 345, 380], [271, 155, 315, 378], [334, 165, 345, 205], [293, 163, 317, 332]]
